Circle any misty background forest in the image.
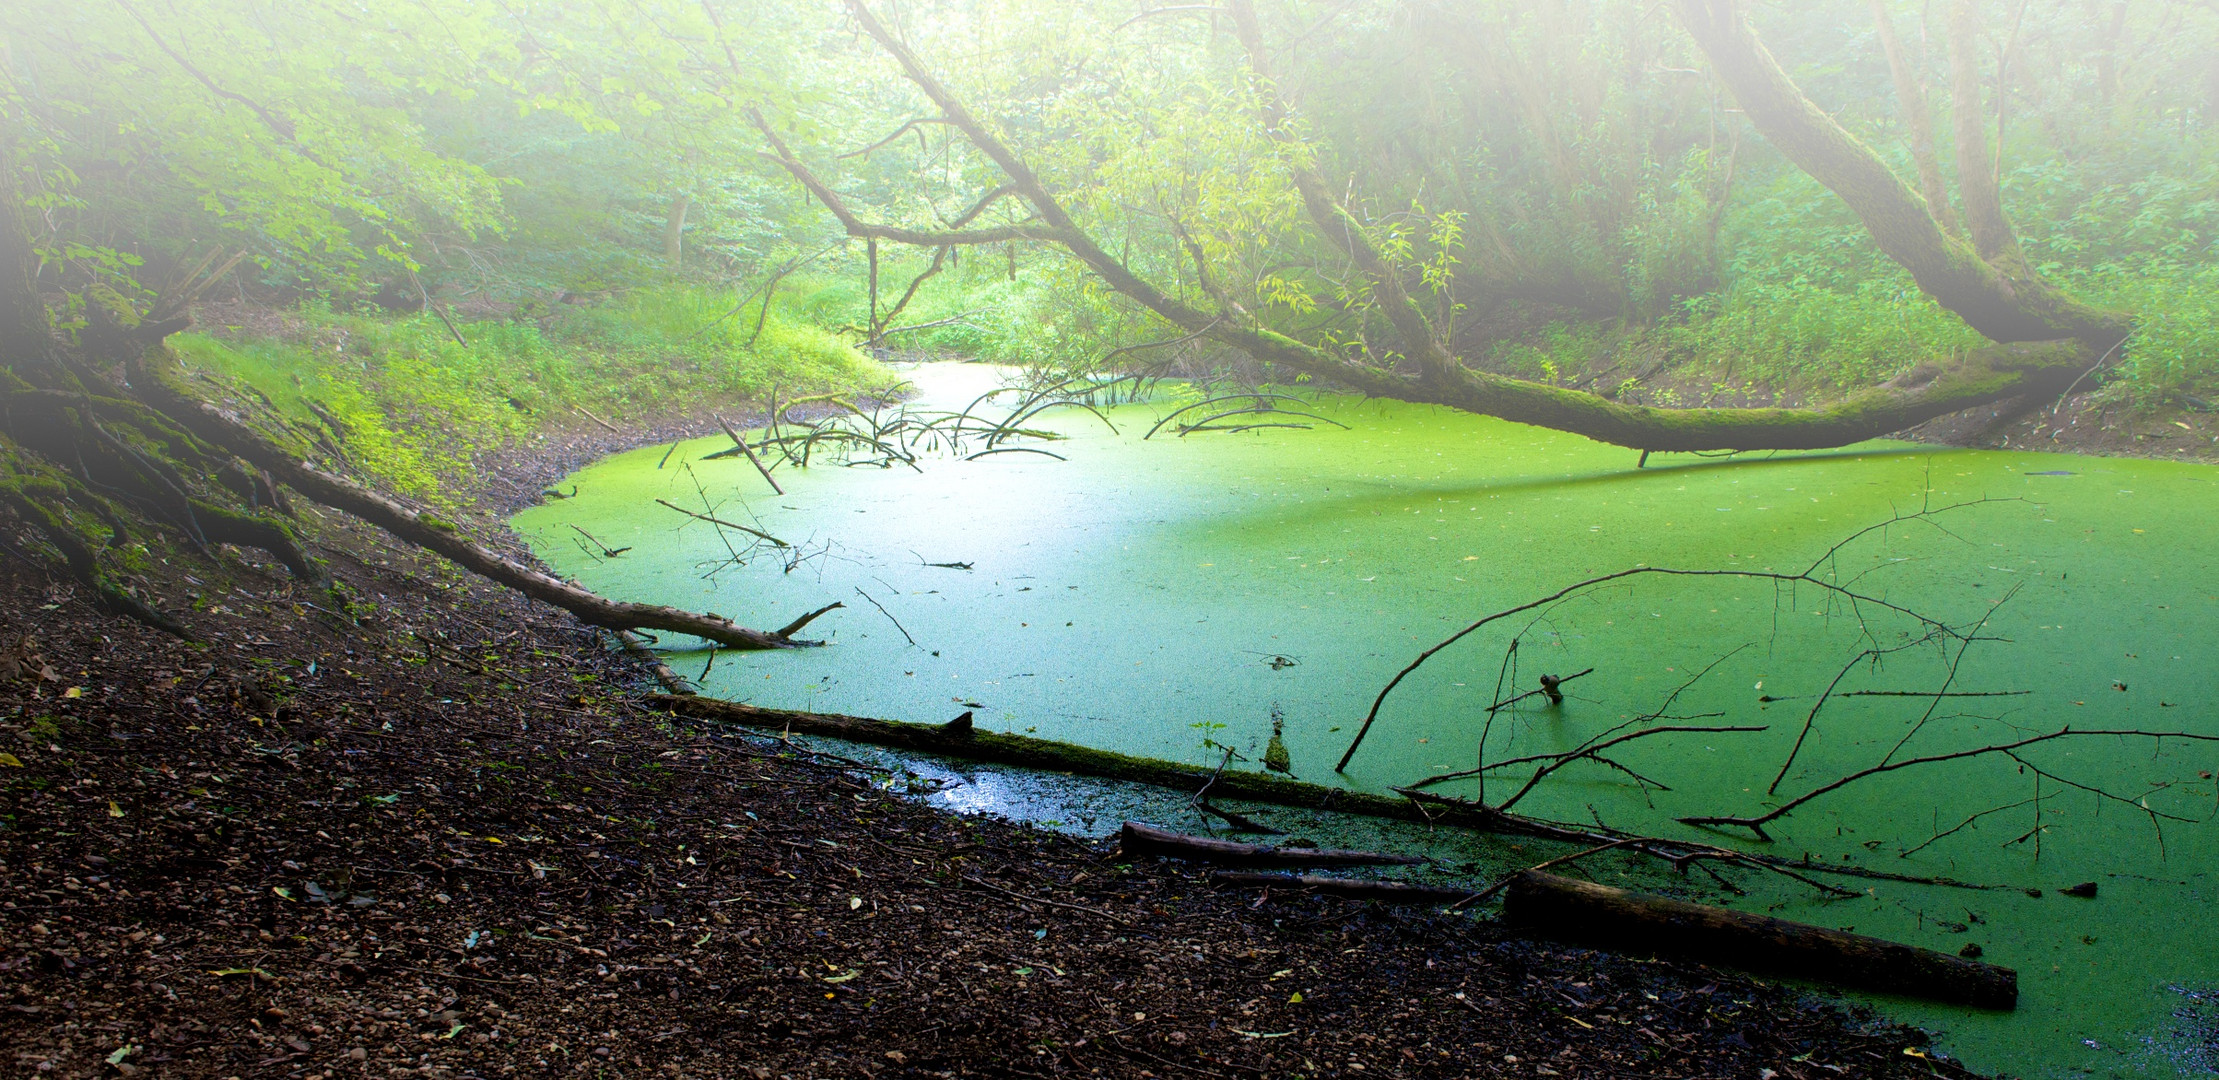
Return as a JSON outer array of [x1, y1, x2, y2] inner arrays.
[[4, 2, 2219, 1079]]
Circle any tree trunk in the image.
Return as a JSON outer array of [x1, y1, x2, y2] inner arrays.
[[1210, 871, 1475, 905], [0, 150, 52, 371], [653, 691, 1596, 839], [1505, 870, 2018, 1009], [663, 193, 691, 269], [2095, 1, 2128, 112], [1672, 0, 2127, 349], [1868, 0, 1962, 237], [1945, 0, 2015, 260]]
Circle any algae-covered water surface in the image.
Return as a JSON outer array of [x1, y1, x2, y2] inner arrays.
[[516, 364, 2219, 1078]]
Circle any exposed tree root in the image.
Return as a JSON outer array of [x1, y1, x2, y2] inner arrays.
[[0, 459, 190, 638], [0, 139, 816, 649]]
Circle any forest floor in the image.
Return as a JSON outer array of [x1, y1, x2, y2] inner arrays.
[[1897, 388, 2219, 462], [0, 402, 2005, 1080]]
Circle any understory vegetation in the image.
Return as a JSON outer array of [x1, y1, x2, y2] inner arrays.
[[5, 0, 2213, 449], [167, 287, 894, 499]]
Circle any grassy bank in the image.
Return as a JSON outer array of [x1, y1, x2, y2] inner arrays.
[[174, 287, 898, 500]]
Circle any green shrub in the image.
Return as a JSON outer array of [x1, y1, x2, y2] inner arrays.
[[2084, 265, 2219, 407]]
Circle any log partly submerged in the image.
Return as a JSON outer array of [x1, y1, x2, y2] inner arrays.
[[1119, 822, 1421, 868], [1211, 871, 1475, 906], [1504, 870, 2016, 1009], [651, 696, 2016, 901], [651, 694, 1589, 837]]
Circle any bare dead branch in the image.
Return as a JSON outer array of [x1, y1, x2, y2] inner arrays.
[[853, 587, 917, 648], [1767, 627, 1959, 796], [715, 415, 784, 495], [775, 601, 846, 639], [1901, 794, 2046, 858], [876, 310, 981, 337], [1335, 500, 2010, 771], [869, 246, 950, 345], [1681, 727, 2219, 840], [837, 116, 956, 160], [653, 498, 788, 548]]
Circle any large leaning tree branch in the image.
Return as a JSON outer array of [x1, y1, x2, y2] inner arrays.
[[768, 1, 2131, 456], [1226, 3, 1459, 386], [1673, 0, 2127, 350]]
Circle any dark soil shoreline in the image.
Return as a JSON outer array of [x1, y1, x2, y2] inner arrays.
[[0, 400, 2010, 1079]]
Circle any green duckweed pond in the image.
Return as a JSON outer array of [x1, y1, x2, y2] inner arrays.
[[516, 363, 2219, 1078]]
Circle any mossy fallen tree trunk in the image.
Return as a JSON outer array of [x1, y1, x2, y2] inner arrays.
[[128, 347, 835, 652], [1506, 870, 2017, 1009], [782, 0, 2129, 459], [1414, 339, 2096, 453]]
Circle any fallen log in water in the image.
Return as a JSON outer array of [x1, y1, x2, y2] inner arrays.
[[652, 694, 1576, 836], [615, 630, 697, 696], [1504, 870, 2016, 1009], [652, 695, 2015, 899], [1211, 871, 1475, 905], [1119, 822, 1421, 867]]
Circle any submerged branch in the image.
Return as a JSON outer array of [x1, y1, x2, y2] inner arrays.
[[654, 498, 788, 548], [1681, 727, 2219, 841]]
